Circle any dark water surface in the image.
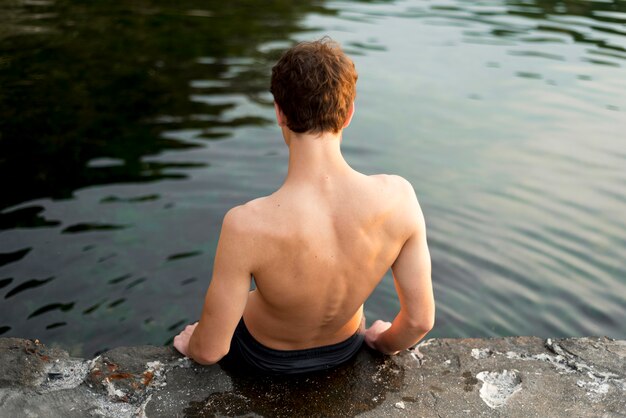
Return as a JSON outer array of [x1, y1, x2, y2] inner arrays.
[[1, 0, 624, 356]]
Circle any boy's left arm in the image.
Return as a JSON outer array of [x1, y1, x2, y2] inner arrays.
[[173, 207, 253, 364]]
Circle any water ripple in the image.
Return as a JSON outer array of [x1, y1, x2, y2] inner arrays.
[[4, 277, 54, 299], [0, 248, 31, 267]]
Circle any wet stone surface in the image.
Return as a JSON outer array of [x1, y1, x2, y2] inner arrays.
[[0, 336, 625, 417], [179, 351, 403, 417]]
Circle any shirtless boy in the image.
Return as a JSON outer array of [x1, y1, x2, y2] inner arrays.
[[174, 38, 434, 374]]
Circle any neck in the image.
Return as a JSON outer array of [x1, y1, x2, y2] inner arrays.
[[283, 129, 352, 186]]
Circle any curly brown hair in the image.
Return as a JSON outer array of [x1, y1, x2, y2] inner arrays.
[[270, 37, 358, 134]]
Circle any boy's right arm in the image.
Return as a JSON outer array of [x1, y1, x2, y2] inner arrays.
[[365, 182, 434, 354]]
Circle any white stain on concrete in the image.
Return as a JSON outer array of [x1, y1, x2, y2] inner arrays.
[[471, 348, 492, 359], [476, 369, 522, 408], [40, 358, 90, 393]]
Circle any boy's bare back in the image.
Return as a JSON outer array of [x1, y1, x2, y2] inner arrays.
[[238, 172, 421, 349]]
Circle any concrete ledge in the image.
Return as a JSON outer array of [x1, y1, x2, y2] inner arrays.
[[0, 336, 624, 417]]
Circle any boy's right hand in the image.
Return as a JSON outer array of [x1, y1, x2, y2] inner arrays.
[[364, 320, 395, 354]]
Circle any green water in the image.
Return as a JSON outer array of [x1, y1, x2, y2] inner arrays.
[[0, 0, 625, 356]]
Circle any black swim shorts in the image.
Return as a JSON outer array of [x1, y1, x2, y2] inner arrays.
[[220, 318, 364, 375]]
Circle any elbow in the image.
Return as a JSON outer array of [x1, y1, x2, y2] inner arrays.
[[406, 314, 435, 334], [188, 341, 228, 365], [411, 320, 434, 335], [190, 349, 227, 365]]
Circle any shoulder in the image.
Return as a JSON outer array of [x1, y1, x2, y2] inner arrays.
[[223, 200, 257, 229], [215, 202, 263, 263], [370, 174, 419, 204], [371, 174, 424, 231], [370, 173, 412, 188], [221, 196, 272, 236]]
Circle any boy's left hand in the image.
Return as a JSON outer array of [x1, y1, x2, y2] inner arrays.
[[173, 322, 198, 357]]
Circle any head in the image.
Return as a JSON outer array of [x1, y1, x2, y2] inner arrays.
[[270, 37, 358, 135]]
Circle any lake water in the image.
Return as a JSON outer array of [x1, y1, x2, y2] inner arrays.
[[1, 0, 624, 357]]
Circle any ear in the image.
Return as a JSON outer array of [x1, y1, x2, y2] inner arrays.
[[343, 102, 355, 128], [274, 102, 286, 127]]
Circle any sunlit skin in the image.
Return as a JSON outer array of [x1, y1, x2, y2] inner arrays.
[[174, 102, 435, 364]]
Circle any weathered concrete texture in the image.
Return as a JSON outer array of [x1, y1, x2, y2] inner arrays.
[[0, 336, 624, 417]]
